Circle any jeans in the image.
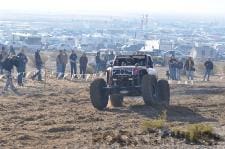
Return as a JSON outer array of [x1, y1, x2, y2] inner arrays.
[[0, 64, 3, 74], [62, 64, 66, 77], [70, 63, 77, 77], [56, 64, 63, 78], [204, 69, 212, 81], [80, 66, 87, 78], [4, 71, 16, 92], [17, 66, 26, 86], [176, 69, 181, 80], [95, 62, 100, 73], [186, 70, 194, 80], [170, 67, 177, 80]]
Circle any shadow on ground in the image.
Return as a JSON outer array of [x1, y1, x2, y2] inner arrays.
[[106, 104, 217, 123]]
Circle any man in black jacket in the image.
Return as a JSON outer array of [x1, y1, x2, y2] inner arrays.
[[31, 49, 43, 81], [70, 50, 77, 78], [17, 48, 28, 86], [1, 55, 20, 94], [203, 58, 213, 81]]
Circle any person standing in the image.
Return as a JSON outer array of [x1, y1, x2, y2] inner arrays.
[[176, 59, 183, 81], [56, 50, 64, 78], [168, 55, 177, 80], [1, 55, 19, 94], [70, 50, 77, 77], [108, 51, 115, 61], [95, 51, 101, 73], [79, 53, 88, 78], [31, 49, 43, 81], [0, 46, 8, 74], [9, 45, 16, 56], [203, 58, 213, 81], [62, 49, 68, 78], [17, 48, 28, 86], [184, 56, 195, 81]]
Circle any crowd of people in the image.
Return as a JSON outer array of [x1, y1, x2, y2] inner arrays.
[[0, 45, 92, 94], [168, 55, 214, 81], [0, 44, 217, 94], [55, 50, 88, 79]]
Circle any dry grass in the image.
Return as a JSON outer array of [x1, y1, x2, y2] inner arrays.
[[186, 123, 213, 142], [142, 110, 167, 130], [171, 123, 217, 143], [142, 119, 165, 130]]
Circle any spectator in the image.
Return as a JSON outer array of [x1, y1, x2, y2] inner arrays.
[[0, 46, 8, 74], [168, 55, 177, 80], [1, 55, 19, 94], [184, 56, 195, 81], [62, 49, 68, 77], [17, 48, 28, 86], [108, 51, 115, 61], [79, 53, 88, 78], [9, 45, 16, 56], [70, 50, 77, 77], [95, 51, 101, 73], [176, 59, 183, 81], [31, 50, 43, 81], [203, 58, 213, 81], [56, 50, 64, 78]]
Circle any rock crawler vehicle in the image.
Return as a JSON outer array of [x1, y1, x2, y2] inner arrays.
[[90, 54, 170, 110]]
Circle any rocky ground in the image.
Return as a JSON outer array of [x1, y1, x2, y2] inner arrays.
[[0, 66, 225, 148]]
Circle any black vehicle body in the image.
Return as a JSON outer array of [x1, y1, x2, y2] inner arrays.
[[90, 54, 170, 110], [105, 54, 155, 96]]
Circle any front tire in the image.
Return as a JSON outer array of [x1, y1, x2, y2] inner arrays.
[[157, 80, 170, 107], [141, 75, 157, 105], [90, 78, 109, 110], [110, 94, 123, 107]]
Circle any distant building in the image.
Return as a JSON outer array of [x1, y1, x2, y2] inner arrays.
[[139, 40, 159, 52], [190, 46, 217, 59], [12, 33, 42, 50], [159, 40, 173, 51]]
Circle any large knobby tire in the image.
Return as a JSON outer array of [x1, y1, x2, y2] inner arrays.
[[110, 94, 123, 107], [90, 78, 109, 110], [141, 75, 157, 105], [157, 79, 170, 107]]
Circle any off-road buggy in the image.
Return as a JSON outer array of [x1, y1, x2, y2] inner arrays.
[[90, 54, 170, 110]]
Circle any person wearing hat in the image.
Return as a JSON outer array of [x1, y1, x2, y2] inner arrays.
[[17, 48, 28, 86]]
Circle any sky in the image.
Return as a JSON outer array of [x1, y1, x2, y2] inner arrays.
[[0, 0, 224, 15]]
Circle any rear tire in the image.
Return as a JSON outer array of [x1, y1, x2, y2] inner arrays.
[[141, 75, 157, 105], [110, 94, 123, 107], [157, 80, 170, 107], [90, 78, 109, 110]]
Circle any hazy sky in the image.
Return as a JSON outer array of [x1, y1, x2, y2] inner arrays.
[[0, 0, 224, 15]]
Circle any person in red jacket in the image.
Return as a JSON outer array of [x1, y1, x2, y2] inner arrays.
[[79, 53, 88, 78]]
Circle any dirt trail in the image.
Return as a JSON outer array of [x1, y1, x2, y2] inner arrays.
[[0, 68, 225, 148]]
